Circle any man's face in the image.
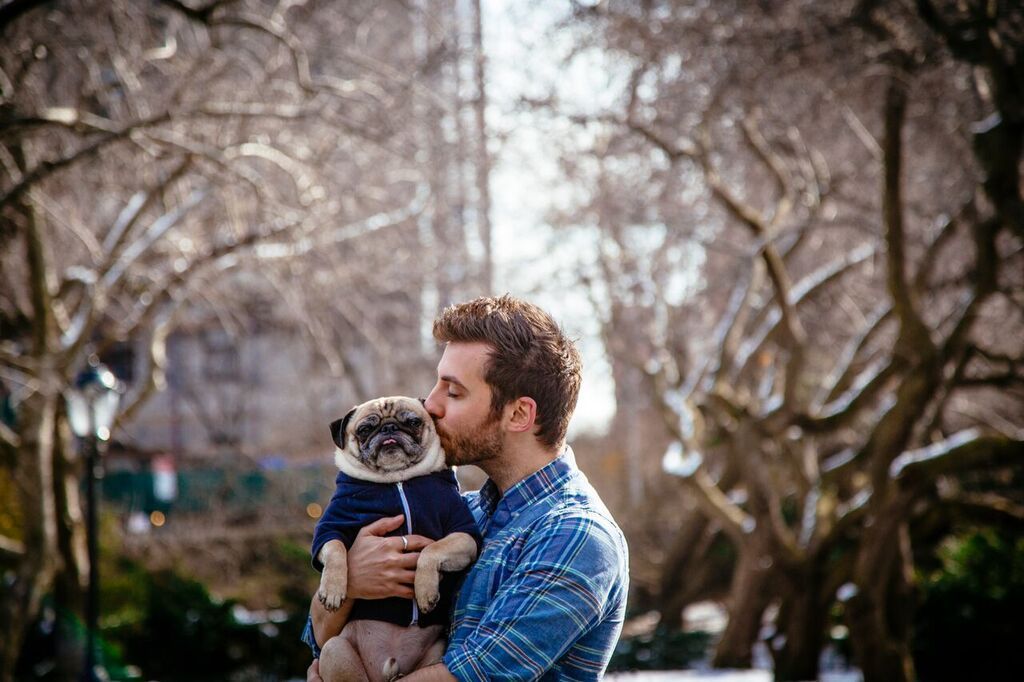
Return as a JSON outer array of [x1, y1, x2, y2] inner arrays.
[[424, 342, 504, 467]]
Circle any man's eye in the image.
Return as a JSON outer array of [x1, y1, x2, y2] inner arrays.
[[447, 391, 460, 399]]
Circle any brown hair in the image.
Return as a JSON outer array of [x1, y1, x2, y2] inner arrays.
[[433, 295, 582, 449]]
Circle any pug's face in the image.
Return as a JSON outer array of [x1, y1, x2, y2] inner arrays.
[[331, 396, 440, 476]]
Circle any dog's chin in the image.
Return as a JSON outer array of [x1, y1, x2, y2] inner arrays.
[[372, 444, 423, 472]]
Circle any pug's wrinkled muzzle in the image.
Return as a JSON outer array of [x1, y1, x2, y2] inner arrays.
[[365, 430, 423, 471]]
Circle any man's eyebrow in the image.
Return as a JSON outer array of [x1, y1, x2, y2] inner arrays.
[[440, 375, 467, 389]]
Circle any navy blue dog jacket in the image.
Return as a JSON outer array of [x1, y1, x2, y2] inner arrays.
[[311, 468, 481, 628]]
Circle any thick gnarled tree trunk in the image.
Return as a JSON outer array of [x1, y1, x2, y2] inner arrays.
[[713, 532, 775, 669], [0, 393, 59, 682], [570, 5, 1024, 682]]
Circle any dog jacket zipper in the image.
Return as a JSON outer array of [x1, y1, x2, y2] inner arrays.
[[395, 481, 419, 625]]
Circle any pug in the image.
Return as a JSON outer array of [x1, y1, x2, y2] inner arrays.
[[311, 396, 480, 682]]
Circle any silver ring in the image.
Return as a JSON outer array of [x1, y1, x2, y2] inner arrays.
[[401, 535, 409, 551]]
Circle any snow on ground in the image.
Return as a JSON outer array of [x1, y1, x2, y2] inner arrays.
[[608, 672, 863, 681], [607, 672, 770, 681]]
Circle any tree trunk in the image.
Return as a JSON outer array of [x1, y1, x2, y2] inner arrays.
[[847, 588, 914, 682], [1, 193, 61, 682], [470, 0, 493, 293], [847, 500, 917, 682], [53, 414, 87, 681], [0, 392, 59, 682], [657, 513, 716, 629], [770, 564, 829, 682], [713, 535, 774, 669]]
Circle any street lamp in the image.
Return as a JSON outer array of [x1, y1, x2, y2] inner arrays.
[[66, 358, 121, 682]]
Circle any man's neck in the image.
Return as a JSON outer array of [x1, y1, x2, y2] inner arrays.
[[481, 439, 562, 494]]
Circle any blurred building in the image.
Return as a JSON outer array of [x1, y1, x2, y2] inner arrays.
[[111, 283, 432, 460]]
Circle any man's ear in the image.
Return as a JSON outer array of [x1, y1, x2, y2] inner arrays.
[[330, 407, 358, 449], [506, 397, 537, 434]]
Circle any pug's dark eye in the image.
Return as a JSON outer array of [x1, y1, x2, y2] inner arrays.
[[356, 424, 374, 439], [406, 416, 423, 428]]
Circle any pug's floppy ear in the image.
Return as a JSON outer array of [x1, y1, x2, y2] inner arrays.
[[330, 406, 358, 449]]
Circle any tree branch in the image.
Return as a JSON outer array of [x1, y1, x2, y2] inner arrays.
[[914, 0, 982, 60], [0, 419, 20, 450], [625, 96, 809, 387], [733, 243, 876, 388], [114, 309, 175, 427], [920, 344, 972, 440], [662, 442, 755, 547], [61, 189, 208, 357], [0, 533, 25, 561], [882, 77, 933, 357], [890, 430, 1024, 485], [797, 358, 900, 434], [740, 109, 795, 230], [912, 200, 971, 292], [0, 112, 171, 212], [939, 490, 1024, 528], [99, 157, 193, 273], [699, 260, 764, 395], [819, 302, 893, 404]]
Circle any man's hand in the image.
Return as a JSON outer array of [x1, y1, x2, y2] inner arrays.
[[306, 659, 322, 682], [310, 515, 433, 648], [346, 514, 433, 600]]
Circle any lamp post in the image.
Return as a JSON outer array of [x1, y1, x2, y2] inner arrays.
[[66, 358, 121, 682]]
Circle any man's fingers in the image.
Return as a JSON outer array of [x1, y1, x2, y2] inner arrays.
[[401, 534, 434, 552], [306, 659, 322, 682], [358, 514, 405, 537], [395, 552, 421, 569], [393, 568, 417, 585]]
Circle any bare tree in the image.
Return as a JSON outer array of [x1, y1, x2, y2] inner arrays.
[[550, 1, 1024, 680], [0, 1, 480, 677]]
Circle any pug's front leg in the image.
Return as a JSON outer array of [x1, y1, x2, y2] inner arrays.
[[317, 539, 349, 612], [414, 532, 478, 614]]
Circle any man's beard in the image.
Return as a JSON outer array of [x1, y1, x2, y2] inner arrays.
[[437, 411, 503, 467]]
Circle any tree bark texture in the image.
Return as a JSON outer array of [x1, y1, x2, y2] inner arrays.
[[712, 535, 775, 669], [0, 393, 58, 682]]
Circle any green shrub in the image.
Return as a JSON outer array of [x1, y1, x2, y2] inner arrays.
[[913, 527, 1024, 682]]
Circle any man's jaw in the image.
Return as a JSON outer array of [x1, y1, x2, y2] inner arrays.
[[438, 420, 503, 467]]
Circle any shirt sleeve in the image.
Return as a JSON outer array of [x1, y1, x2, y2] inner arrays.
[[443, 511, 624, 681]]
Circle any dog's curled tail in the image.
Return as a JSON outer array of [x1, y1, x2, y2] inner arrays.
[[383, 657, 402, 681]]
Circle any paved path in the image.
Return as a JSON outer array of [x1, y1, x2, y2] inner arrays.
[[607, 671, 862, 681], [607, 673, 769, 681]]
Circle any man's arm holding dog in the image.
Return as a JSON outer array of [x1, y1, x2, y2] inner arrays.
[[398, 524, 620, 682], [432, 512, 624, 681], [310, 514, 433, 646]]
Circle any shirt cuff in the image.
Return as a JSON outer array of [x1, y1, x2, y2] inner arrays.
[[443, 645, 486, 682], [300, 613, 321, 659]]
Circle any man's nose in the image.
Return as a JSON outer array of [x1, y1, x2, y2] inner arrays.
[[424, 386, 444, 419]]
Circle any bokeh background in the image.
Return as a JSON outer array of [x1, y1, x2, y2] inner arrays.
[[2, 1, 1023, 681]]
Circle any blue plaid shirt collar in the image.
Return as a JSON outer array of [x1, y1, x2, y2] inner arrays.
[[476, 447, 576, 532]]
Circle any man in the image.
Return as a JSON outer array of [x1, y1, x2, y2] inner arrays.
[[305, 295, 629, 680]]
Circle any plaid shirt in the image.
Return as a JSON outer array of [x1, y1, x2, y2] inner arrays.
[[443, 448, 629, 681]]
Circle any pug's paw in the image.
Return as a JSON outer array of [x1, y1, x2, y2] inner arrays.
[[317, 566, 347, 612], [414, 562, 441, 614]]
